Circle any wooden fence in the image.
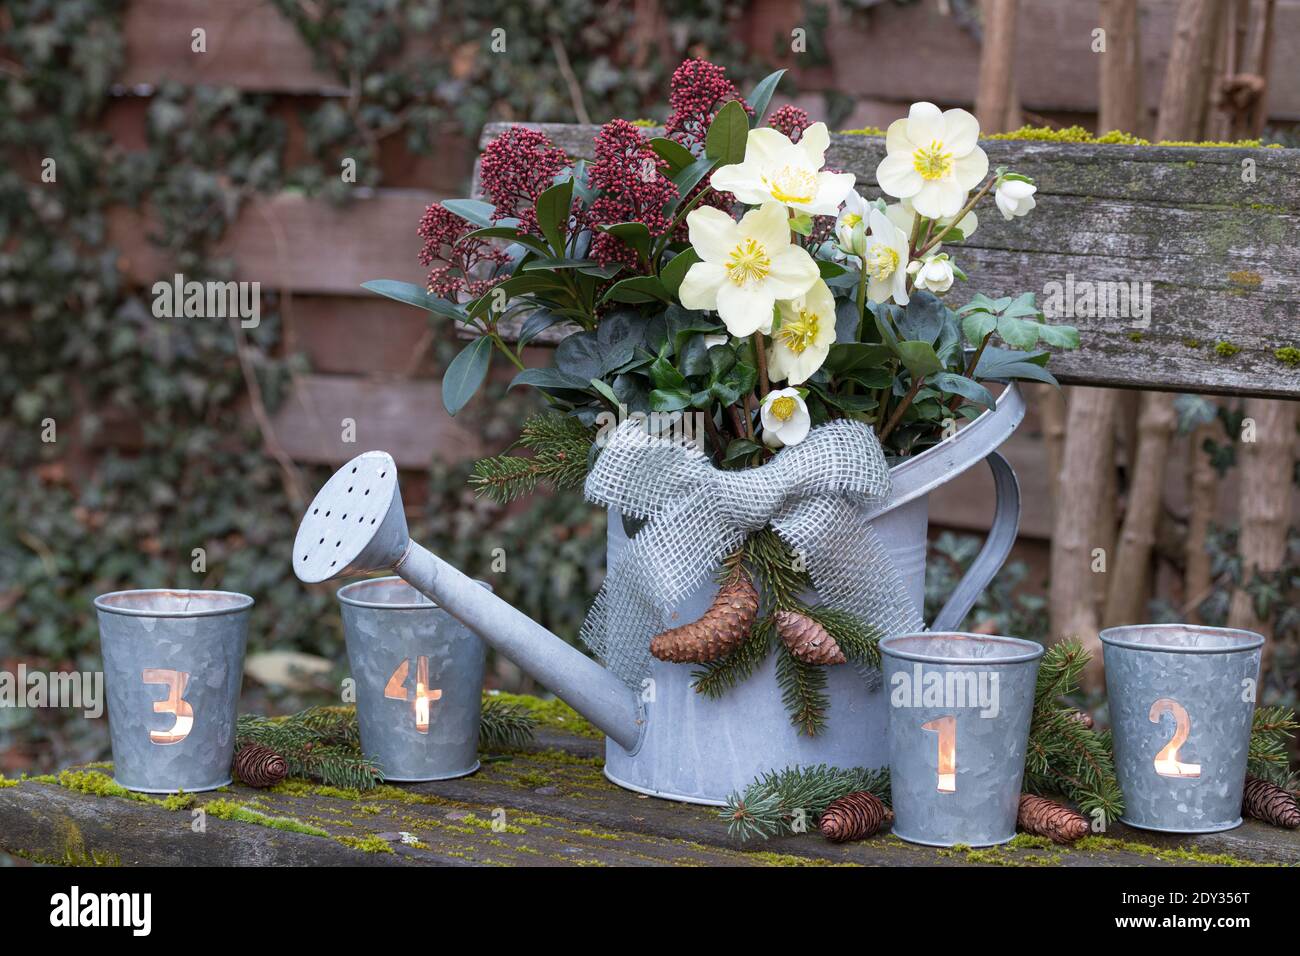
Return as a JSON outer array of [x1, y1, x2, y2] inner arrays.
[[97, 0, 1300, 543]]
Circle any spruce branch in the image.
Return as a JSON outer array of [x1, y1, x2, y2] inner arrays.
[[1248, 705, 1299, 786], [469, 413, 594, 503], [723, 764, 891, 843], [743, 527, 811, 612], [691, 613, 774, 698], [478, 699, 540, 752], [776, 643, 829, 736]]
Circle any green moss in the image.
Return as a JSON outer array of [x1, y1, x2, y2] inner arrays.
[[484, 692, 601, 739], [629, 118, 656, 128], [202, 798, 330, 837], [1274, 346, 1300, 366], [748, 851, 855, 867], [1227, 269, 1263, 288], [52, 769, 195, 811], [838, 126, 886, 137], [336, 834, 395, 854], [983, 125, 1269, 147], [0, 776, 18, 789], [1183, 337, 1203, 349], [1128, 331, 1144, 342], [1073, 835, 1264, 867], [1214, 341, 1242, 358], [458, 812, 526, 835]]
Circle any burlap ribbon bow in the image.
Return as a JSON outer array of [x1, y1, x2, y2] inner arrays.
[[580, 418, 925, 687]]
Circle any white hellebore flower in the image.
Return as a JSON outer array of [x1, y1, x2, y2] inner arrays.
[[768, 279, 837, 386], [678, 202, 820, 337], [711, 122, 855, 217], [863, 209, 910, 306], [907, 253, 956, 294], [760, 388, 811, 448], [876, 102, 988, 220], [995, 178, 1037, 220], [835, 189, 870, 258], [885, 198, 977, 247]]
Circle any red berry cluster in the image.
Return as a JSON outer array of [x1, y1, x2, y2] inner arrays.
[[585, 119, 678, 269], [417, 202, 511, 301], [663, 58, 751, 154], [477, 126, 570, 235], [767, 104, 811, 143]]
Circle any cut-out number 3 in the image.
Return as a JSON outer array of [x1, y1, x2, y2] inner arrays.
[[142, 668, 194, 745]]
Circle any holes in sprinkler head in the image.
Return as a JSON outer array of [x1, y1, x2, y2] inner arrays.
[[342, 514, 348, 520], [335, 541, 341, 547], [364, 489, 370, 496], [351, 467, 357, 474], [347, 486, 353, 493], [313, 508, 319, 515]]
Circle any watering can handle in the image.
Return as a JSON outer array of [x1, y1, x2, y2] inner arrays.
[[930, 451, 1021, 632]]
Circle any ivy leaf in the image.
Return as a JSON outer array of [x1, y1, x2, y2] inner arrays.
[[650, 387, 692, 412], [650, 346, 687, 390], [361, 280, 466, 321], [659, 248, 700, 297], [896, 290, 946, 344], [535, 180, 573, 255], [705, 100, 749, 165], [974, 347, 1059, 386], [746, 69, 787, 126], [442, 336, 493, 415]]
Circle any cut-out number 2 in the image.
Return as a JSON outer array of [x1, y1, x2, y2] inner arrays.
[[385, 657, 442, 734], [143, 668, 194, 745], [922, 715, 957, 793], [1149, 697, 1201, 778]]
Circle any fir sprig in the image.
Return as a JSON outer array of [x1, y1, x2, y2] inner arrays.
[[775, 644, 829, 736], [691, 614, 774, 698], [478, 699, 541, 751], [724, 764, 891, 843], [1023, 641, 1124, 823], [469, 413, 594, 503], [744, 527, 811, 611], [1247, 705, 1299, 786]]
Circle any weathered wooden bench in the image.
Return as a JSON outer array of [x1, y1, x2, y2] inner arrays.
[[3, 697, 1297, 866], [473, 123, 1300, 399]]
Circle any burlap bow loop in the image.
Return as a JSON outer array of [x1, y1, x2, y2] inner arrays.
[[580, 418, 925, 687]]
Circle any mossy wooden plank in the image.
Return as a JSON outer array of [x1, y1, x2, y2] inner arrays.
[[5, 720, 1296, 866], [473, 124, 1300, 399]]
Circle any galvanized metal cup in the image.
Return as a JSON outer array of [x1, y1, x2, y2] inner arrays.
[[338, 576, 487, 782], [95, 589, 252, 794], [881, 632, 1044, 847], [1101, 623, 1262, 834]]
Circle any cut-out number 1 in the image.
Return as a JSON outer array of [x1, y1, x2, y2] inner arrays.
[[143, 668, 194, 745], [1150, 697, 1202, 778], [922, 715, 957, 792], [385, 657, 442, 734]]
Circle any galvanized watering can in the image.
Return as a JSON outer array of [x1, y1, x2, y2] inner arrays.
[[293, 385, 1025, 804]]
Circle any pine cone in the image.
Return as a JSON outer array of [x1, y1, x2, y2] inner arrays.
[[650, 571, 759, 663], [233, 743, 288, 788], [819, 791, 891, 842], [1242, 776, 1300, 829], [1017, 793, 1089, 843], [775, 610, 846, 665]]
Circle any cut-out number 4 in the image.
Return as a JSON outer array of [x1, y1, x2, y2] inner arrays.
[[385, 657, 442, 734]]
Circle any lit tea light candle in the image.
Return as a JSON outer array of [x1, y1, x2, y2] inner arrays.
[[922, 715, 958, 792], [1149, 698, 1201, 778]]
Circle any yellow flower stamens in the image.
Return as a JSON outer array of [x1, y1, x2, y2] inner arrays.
[[726, 238, 771, 286], [841, 213, 862, 228], [778, 308, 821, 355], [770, 396, 797, 421], [765, 166, 818, 205], [912, 140, 954, 181], [866, 244, 900, 282]]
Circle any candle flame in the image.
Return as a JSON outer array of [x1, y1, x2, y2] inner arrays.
[[1150, 697, 1201, 778], [922, 715, 957, 793]]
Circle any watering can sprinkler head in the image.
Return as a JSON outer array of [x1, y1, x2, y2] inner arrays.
[[293, 451, 643, 753], [293, 451, 410, 584]]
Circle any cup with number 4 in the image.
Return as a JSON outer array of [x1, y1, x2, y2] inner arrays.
[[1102, 624, 1262, 833], [338, 577, 487, 782], [95, 589, 253, 793]]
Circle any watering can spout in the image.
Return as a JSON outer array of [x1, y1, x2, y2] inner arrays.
[[292, 451, 643, 753]]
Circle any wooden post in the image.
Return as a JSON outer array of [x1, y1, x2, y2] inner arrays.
[[1183, 418, 1221, 623], [1228, 399, 1297, 670], [975, 0, 1021, 132], [1098, 0, 1146, 136], [1154, 0, 1226, 141]]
